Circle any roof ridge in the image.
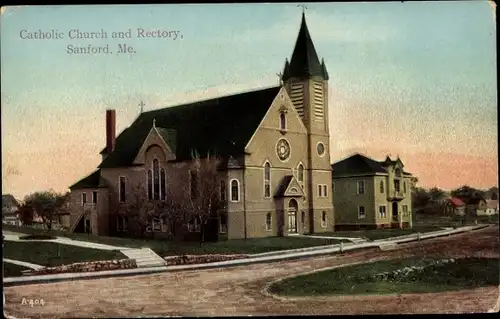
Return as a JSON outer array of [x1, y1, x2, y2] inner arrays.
[[142, 85, 280, 114]]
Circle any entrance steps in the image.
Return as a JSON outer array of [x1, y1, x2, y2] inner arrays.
[[120, 248, 166, 268]]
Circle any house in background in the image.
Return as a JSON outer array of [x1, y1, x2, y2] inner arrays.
[[2, 194, 21, 226], [331, 153, 414, 230], [68, 13, 334, 240], [483, 200, 499, 216], [466, 197, 488, 216], [444, 197, 466, 216]]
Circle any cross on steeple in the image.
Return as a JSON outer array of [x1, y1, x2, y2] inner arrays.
[[139, 100, 145, 113], [297, 4, 308, 13]]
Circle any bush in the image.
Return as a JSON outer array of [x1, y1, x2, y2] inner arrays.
[[19, 234, 56, 240]]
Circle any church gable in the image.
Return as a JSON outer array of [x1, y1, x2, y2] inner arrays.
[[274, 175, 305, 198], [245, 87, 307, 154], [133, 125, 176, 165]]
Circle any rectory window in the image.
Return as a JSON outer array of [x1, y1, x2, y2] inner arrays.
[[357, 181, 365, 195]]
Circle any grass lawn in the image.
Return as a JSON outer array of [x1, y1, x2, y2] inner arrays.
[[319, 225, 444, 240], [269, 257, 500, 296], [3, 224, 346, 256], [3, 262, 32, 277], [151, 237, 348, 256], [3, 241, 127, 267]]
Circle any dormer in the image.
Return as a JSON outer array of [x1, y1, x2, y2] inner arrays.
[[132, 119, 177, 165]]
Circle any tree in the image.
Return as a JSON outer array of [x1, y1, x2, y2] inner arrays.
[[485, 186, 498, 200], [171, 151, 223, 245], [110, 180, 156, 239], [451, 185, 484, 200], [412, 187, 430, 210], [17, 202, 34, 225], [23, 191, 68, 230], [161, 189, 188, 242], [428, 187, 446, 204], [491, 191, 498, 201]]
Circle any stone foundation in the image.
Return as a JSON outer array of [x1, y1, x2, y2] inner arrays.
[[22, 259, 137, 276], [164, 254, 249, 266]]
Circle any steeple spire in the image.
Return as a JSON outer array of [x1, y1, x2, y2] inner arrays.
[[282, 12, 323, 81], [321, 58, 329, 80], [282, 58, 290, 82]]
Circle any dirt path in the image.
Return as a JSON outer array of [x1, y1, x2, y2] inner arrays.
[[4, 226, 499, 317]]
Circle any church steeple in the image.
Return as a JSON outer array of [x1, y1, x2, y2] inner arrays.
[[282, 58, 291, 81], [321, 58, 329, 80], [282, 12, 325, 81]]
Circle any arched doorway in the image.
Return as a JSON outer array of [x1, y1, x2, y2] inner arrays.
[[288, 199, 298, 233], [392, 201, 398, 222]]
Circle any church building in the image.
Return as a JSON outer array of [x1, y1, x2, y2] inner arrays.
[[68, 13, 334, 240]]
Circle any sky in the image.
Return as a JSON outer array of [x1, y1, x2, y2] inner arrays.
[[1, 2, 497, 200]]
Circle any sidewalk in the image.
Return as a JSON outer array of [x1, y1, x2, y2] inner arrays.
[[3, 234, 129, 251], [3, 258, 44, 270], [3, 224, 489, 287]]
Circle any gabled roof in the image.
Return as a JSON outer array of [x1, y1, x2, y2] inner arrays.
[[486, 200, 498, 209], [332, 153, 388, 176], [98, 86, 281, 168], [69, 169, 109, 190], [2, 194, 20, 208], [282, 13, 328, 81], [332, 153, 412, 177], [448, 197, 465, 207], [274, 175, 305, 198], [155, 127, 178, 155]]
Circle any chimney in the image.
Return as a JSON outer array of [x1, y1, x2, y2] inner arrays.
[[106, 109, 116, 153]]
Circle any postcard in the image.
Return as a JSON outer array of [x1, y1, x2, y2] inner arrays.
[[1, 2, 498, 317]]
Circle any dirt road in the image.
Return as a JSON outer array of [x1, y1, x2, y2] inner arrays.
[[4, 226, 499, 317]]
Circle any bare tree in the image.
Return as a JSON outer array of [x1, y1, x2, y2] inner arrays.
[[161, 189, 189, 242], [110, 180, 155, 239], [170, 151, 224, 244]]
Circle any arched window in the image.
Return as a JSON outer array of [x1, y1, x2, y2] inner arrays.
[[230, 179, 240, 202], [153, 159, 160, 200], [298, 164, 304, 182], [147, 170, 153, 200], [380, 181, 384, 193], [220, 180, 226, 201], [264, 162, 271, 198], [280, 112, 286, 130], [160, 168, 166, 200]]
